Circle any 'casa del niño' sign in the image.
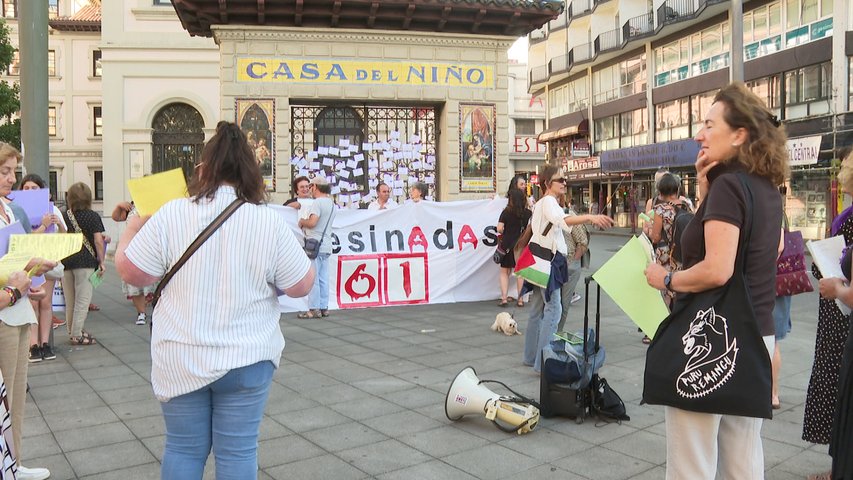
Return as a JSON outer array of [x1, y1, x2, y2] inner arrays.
[[237, 58, 495, 88]]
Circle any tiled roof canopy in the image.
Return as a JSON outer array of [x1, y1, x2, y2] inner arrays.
[[48, 3, 101, 32], [172, 0, 562, 37]]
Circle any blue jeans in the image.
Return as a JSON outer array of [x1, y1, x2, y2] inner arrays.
[[160, 361, 275, 480], [558, 259, 582, 333], [309, 253, 330, 310], [523, 286, 562, 372]]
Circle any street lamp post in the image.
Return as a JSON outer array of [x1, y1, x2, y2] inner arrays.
[[19, 0, 50, 181], [730, 0, 744, 82]]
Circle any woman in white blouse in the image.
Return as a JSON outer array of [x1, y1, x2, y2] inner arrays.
[[116, 122, 314, 479], [522, 165, 613, 373]]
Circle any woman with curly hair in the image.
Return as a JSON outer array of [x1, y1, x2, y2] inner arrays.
[[644, 82, 789, 477]]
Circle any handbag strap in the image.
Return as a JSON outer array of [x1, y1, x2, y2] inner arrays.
[[315, 202, 333, 248], [152, 198, 245, 307], [66, 209, 98, 260], [733, 173, 756, 274]]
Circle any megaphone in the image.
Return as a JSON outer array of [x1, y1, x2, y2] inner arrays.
[[445, 366, 539, 435]]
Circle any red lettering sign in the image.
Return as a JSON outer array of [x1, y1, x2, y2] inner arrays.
[[337, 253, 429, 308]]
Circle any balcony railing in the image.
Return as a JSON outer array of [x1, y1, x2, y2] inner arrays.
[[572, 42, 594, 65], [548, 53, 572, 77], [529, 65, 548, 90], [594, 27, 621, 54], [657, 0, 704, 28], [548, 10, 568, 32], [622, 12, 655, 43], [567, 0, 592, 23], [528, 28, 546, 44]]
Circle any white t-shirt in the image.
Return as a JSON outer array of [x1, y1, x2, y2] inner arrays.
[[367, 199, 398, 211], [530, 195, 571, 255], [303, 197, 335, 255], [125, 186, 311, 401]]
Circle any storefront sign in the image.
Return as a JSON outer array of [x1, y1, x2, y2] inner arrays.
[[567, 156, 599, 172], [513, 135, 545, 154], [571, 140, 591, 158], [787, 135, 822, 167], [459, 103, 497, 192], [600, 139, 700, 172], [237, 58, 495, 88], [274, 199, 507, 312]]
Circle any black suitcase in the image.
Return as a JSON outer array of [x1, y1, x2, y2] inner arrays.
[[539, 276, 602, 423]]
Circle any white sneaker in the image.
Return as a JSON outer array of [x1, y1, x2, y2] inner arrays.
[[570, 293, 582, 304], [17, 465, 50, 480], [135, 313, 146, 325]]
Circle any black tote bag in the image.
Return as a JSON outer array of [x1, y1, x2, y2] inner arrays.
[[642, 173, 772, 419]]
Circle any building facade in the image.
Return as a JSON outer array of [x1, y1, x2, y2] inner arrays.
[[2, 0, 103, 207], [530, 0, 853, 237], [508, 59, 547, 188]]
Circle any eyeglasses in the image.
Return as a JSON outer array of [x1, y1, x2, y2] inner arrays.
[[551, 178, 567, 184]]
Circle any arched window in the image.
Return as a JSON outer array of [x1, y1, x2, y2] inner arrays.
[[315, 106, 364, 151], [151, 103, 205, 179]]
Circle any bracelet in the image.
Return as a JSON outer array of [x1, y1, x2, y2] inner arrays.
[[3, 286, 20, 306]]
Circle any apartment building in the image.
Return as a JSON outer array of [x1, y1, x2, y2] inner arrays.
[[2, 0, 103, 207], [529, 0, 852, 237]]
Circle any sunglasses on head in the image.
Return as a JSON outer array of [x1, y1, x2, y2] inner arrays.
[[551, 178, 567, 184]]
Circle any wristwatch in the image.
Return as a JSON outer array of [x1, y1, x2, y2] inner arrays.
[[664, 272, 675, 292]]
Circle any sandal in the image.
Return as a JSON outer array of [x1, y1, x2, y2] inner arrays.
[[497, 299, 508, 307], [516, 299, 524, 307], [297, 310, 320, 319], [70, 335, 97, 346], [320, 309, 330, 317]]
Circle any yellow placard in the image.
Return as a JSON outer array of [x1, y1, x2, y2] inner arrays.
[[8, 233, 84, 262], [127, 168, 188, 216], [0, 252, 33, 286], [236, 58, 494, 88]]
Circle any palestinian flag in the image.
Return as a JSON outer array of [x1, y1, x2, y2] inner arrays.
[[514, 242, 554, 288]]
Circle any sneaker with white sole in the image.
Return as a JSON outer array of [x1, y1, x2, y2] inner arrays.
[[135, 313, 147, 325], [41, 343, 56, 361], [570, 293, 582, 304], [16, 465, 50, 480], [28, 344, 42, 363]]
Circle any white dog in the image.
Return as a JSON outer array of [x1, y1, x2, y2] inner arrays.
[[492, 312, 522, 336]]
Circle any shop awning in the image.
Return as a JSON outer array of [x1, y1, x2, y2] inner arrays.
[[537, 125, 579, 143]]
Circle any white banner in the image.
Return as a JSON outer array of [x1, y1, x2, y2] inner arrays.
[[274, 198, 513, 312], [787, 135, 822, 166]]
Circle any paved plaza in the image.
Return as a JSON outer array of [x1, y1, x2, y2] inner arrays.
[[21, 233, 832, 479]]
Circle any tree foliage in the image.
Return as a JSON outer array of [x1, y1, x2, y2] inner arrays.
[[0, 19, 20, 148]]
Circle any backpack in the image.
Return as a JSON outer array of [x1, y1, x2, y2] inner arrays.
[[592, 376, 630, 422], [662, 203, 694, 264]]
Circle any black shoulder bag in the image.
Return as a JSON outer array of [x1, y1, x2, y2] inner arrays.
[[642, 173, 772, 419], [151, 199, 245, 309]]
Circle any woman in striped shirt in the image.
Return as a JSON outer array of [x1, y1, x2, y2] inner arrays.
[[116, 121, 314, 480]]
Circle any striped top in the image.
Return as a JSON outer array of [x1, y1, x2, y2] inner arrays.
[[125, 186, 311, 401]]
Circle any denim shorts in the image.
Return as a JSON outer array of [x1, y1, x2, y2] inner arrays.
[[772, 295, 792, 341]]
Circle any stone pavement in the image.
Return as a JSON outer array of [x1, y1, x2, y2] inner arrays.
[[21, 233, 831, 479]]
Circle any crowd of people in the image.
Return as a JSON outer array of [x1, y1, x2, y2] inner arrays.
[[2, 82, 852, 479]]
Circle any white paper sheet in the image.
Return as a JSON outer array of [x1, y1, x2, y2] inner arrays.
[[807, 235, 851, 315]]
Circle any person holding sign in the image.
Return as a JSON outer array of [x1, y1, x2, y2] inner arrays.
[[61, 183, 105, 346], [0, 142, 58, 480], [19, 174, 67, 363], [643, 83, 788, 478], [116, 121, 314, 480]]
